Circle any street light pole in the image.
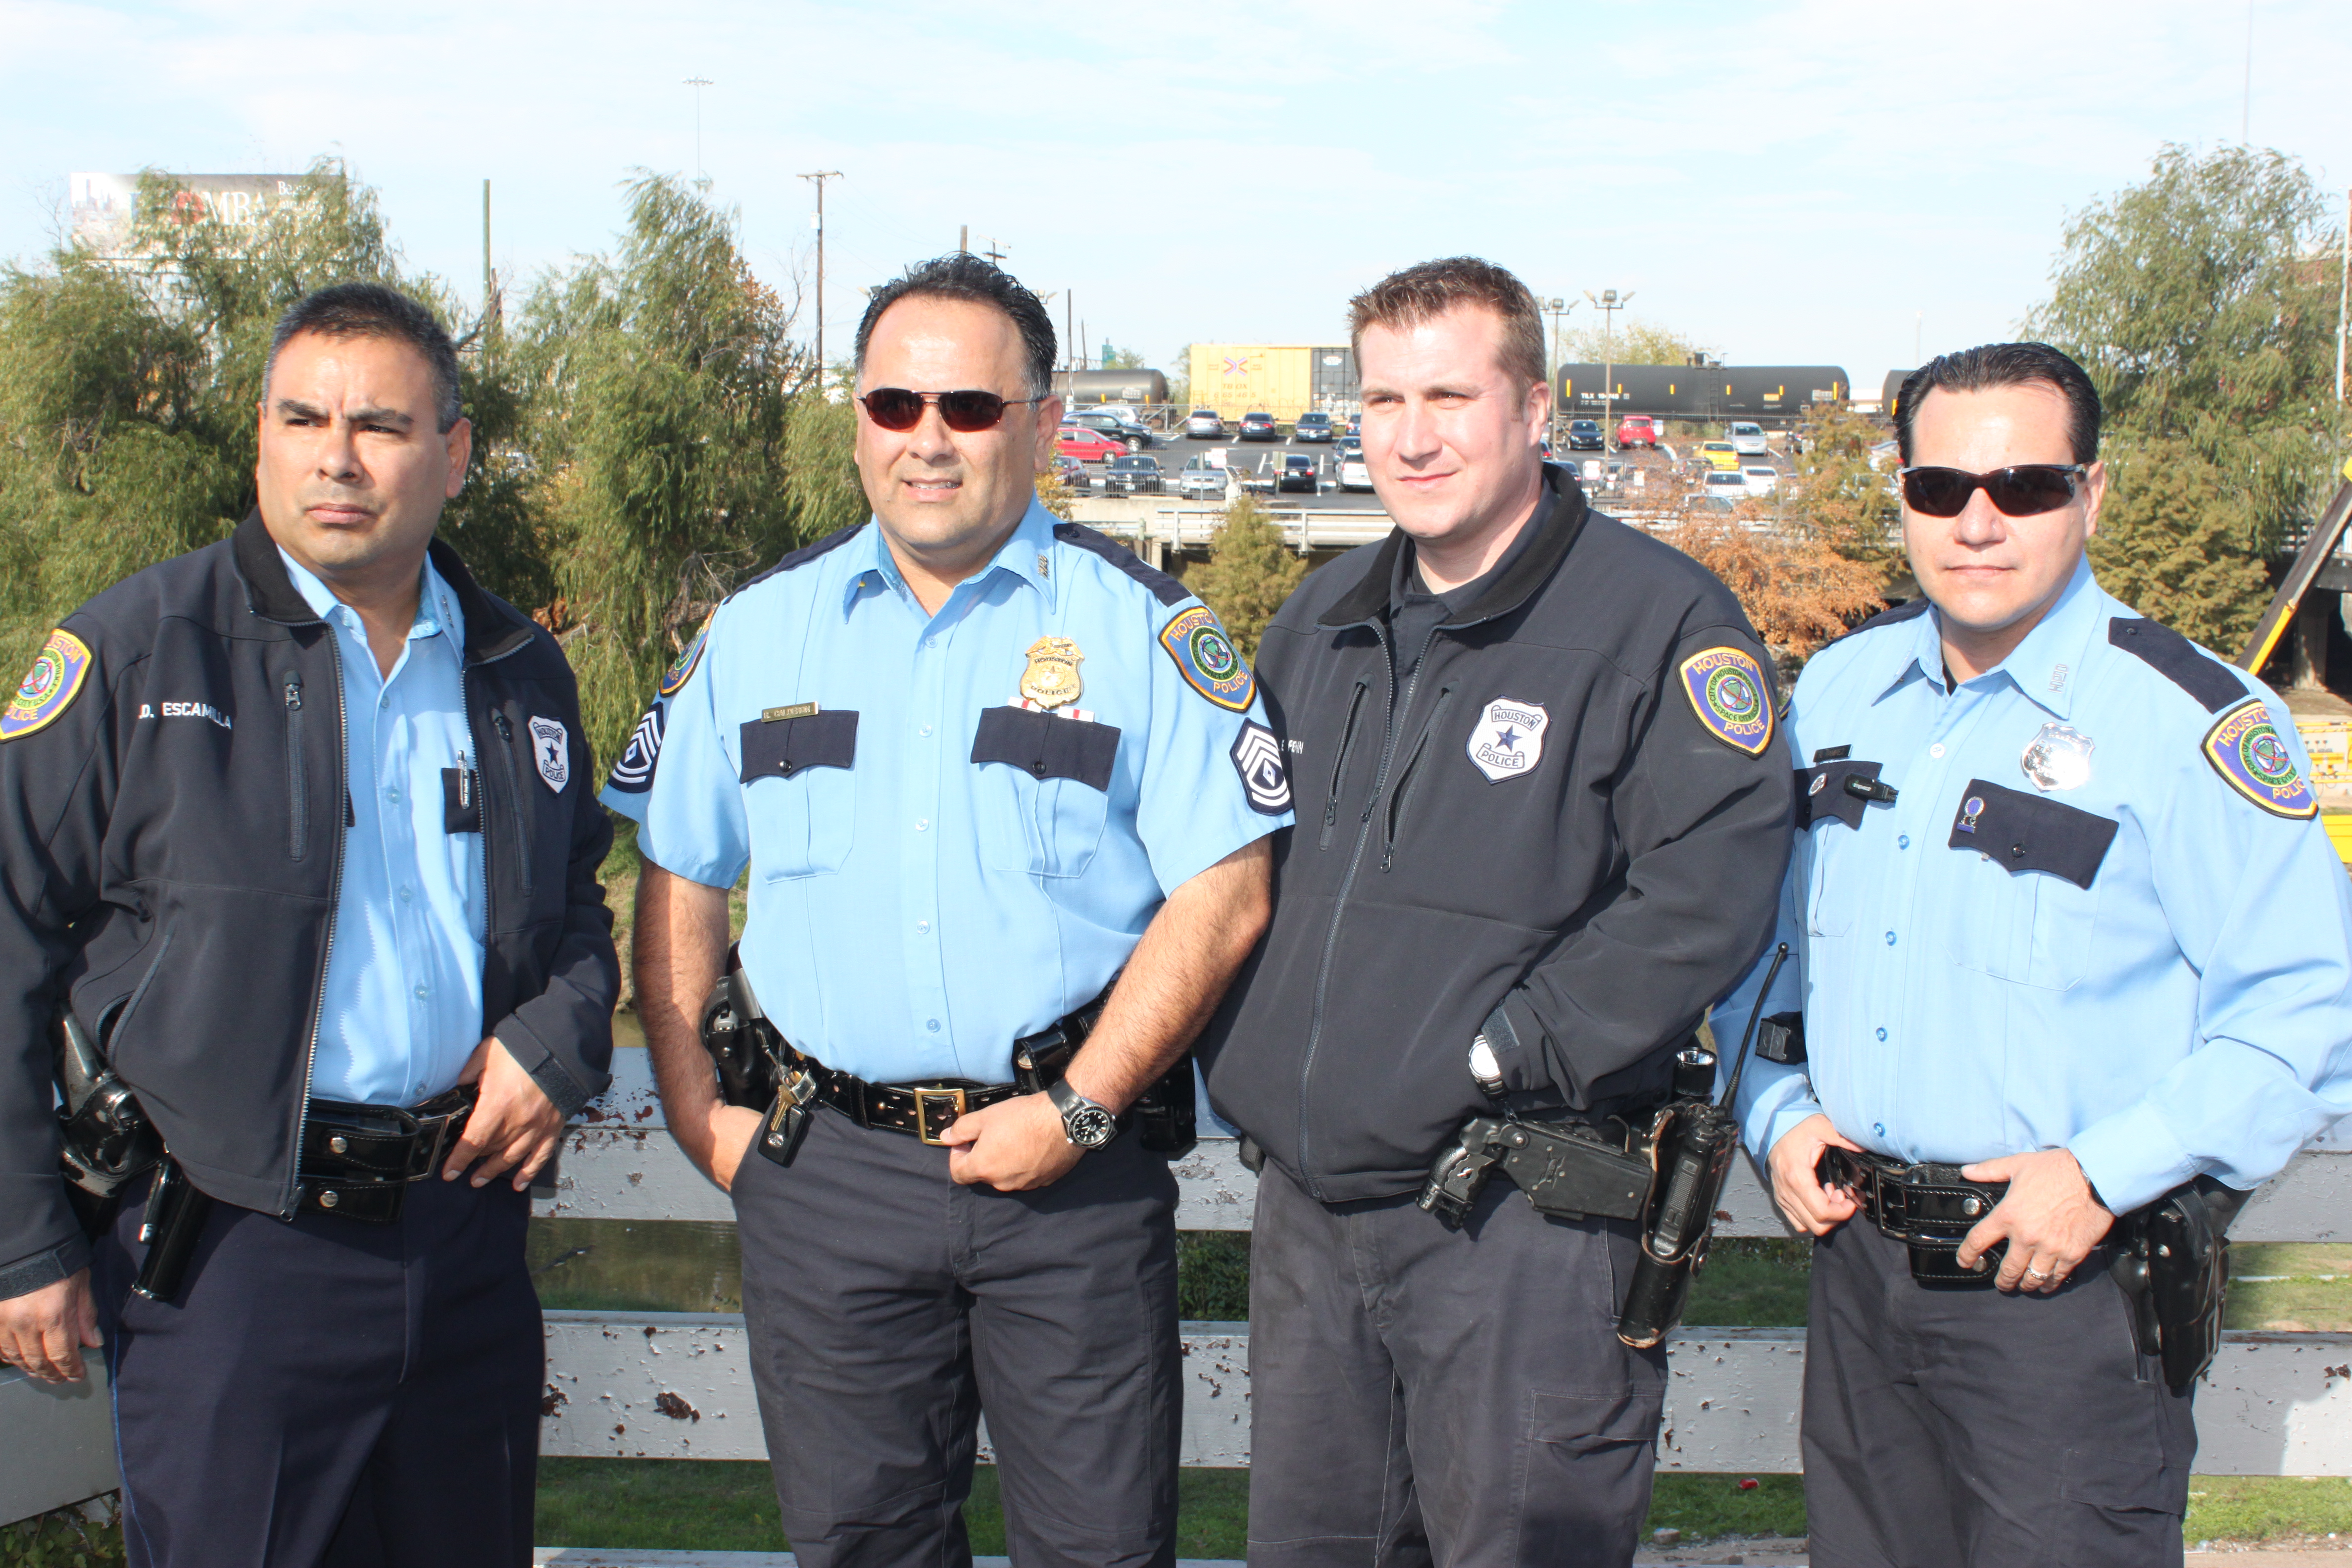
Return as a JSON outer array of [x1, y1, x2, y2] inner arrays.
[[1584, 288, 1634, 442], [684, 79, 713, 187], [799, 170, 843, 386], [1541, 296, 1575, 444]]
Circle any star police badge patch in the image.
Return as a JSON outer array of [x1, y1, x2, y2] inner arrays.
[[658, 617, 712, 698], [1159, 605, 1255, 712], [2202, 697, 2317, 819], [1468, 696, 1549, 783], [529, 716, 571, 793], [606, 701, 665, 794], [1230, 721, 1292, 815], [1679, 647, 1774, 756], [1, 629, 93, 742]]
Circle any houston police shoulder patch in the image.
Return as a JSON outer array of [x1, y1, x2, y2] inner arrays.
[[2202, 696, 2317, 819], [1678, 646, 1774, 756], [1159, 604, 1255, 712], [1, 630, 93, 742], [605, 701, 666, 795], [658, 616, 713, 698]]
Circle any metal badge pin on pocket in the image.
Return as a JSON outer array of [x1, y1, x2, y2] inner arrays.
[[1958, 795, 1985, 833]]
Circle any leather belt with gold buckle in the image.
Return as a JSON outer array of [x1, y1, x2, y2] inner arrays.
[[807, 1067, 1026, 1144]]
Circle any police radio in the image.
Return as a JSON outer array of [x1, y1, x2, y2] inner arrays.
[[1616, 943, 1789, 1350]]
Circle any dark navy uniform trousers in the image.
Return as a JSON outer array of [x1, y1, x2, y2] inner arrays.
[[1243, 1162, 1667, 1568], [93, 1171, 541, 1568], [730, 1103, 1182, 1568], [1804, 1218, 2197, 1568]]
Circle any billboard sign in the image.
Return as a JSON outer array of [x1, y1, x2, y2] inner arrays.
[[70, 173, 314, 256]]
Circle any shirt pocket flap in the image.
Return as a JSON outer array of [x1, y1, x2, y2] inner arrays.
[[738, 711, 859, 783], [1946, 778, 2118, 889], [1795, 760, 1885, 830], [971, 706, 1121, 792]]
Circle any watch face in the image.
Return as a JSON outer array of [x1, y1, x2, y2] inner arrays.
[[1067, 1105, 1119, 1148]]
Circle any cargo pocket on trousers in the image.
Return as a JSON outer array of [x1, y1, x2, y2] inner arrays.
[[2058, 1445, 2188, 1523], [1515, 1386, 1666, 1546]]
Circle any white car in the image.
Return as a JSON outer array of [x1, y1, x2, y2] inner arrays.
[[1339, 458, 1372, 493], [1742, 466, 1779, 497], [1729, 421, 1769, 457], [1700, 470, 1750, 503]]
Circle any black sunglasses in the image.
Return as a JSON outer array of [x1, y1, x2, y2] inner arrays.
[[1899, 464, 2086, 519], [857, 388, 1042, 433]]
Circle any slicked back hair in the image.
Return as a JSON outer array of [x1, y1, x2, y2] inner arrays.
[[1347, 257, 1547, 393], [854, 254, 1058, 400], [1894, 342, 2101, 466], [267, 283, 463, 433]]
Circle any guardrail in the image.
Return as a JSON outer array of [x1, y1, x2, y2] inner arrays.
[[14, 1050, 2352, 1524]]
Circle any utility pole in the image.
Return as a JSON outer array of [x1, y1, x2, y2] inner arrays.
[[959, 224, 969, 254], [800, 170, 843, 383], [1584, 288, 1634, 439], [981, 236, 1007, 265], [684, 78, 713, 187], [2337, 187, 2349, 450], [1541, 297, 1574, 443], [481, 179, 494, 336]]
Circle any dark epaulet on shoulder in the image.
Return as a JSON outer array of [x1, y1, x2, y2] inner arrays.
[[2107, 616, 2247, 714], [1054, 521, 1189, 609], [1824, 597, 1930, 648], [738, 523, 863, 591]]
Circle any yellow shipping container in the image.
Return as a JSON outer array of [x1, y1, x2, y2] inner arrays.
[[1189, 344, 1345, 423]]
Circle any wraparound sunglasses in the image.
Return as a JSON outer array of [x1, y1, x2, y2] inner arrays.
[[1899, 463, 2086, 518], [857, 388, 1043, 432]]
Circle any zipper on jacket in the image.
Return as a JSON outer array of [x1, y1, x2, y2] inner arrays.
[[283, 673, 308, 860], [285, 636, 347, 1216], [1318, 680, 1370, 851], [461, 680, 495, 942], [490, 710, 535, 899], [1296, 618, 1428, 1195], [1380, 685, 1456, 873]]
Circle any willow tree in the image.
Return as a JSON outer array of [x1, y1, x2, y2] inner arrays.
[[512, 174, 864, 765], [0, 160, 539, 677]]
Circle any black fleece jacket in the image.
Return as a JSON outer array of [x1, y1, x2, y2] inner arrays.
[[0, 513, 617, 1298], [1199, 468, 1794, 1202]]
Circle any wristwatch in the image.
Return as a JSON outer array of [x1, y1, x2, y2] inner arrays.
[[1468, 1033, 1506, 1098], [1047, 1079, 1120, 1149]]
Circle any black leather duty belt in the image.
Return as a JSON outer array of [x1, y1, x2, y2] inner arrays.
[[295, 1084, 478, 1222], [783, 992, 1106, 1146], [1819, 1145, 2010, 1285]]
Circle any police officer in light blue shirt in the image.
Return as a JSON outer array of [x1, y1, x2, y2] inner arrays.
[[612, 254, 1285, 1568], [1715, 343, 2352, 1568]]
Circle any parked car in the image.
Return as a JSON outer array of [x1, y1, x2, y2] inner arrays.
[[1335, 435, 1363, 461], [1293, 411, 1334, 442], [1238, 411, 1280, 441], [1565, 418, 1605, 451], [1069, 409, 1151, 451], [1057, 426, 1125, 463], [1729, 421, 1769, 457], [1699, 440, 1740, 471], [1742, 465, 1779, 497], [1103, 454, 1166, 494], [1338, 457, 1372, 492], [1616, 414, 1660, 448], [1701, 469, 1749, 501], [1051, 454, 1093, 493], [1178, 456, 1228, 501], [1275, 453, 1320, 493], [1184, 407, 1226, 440]]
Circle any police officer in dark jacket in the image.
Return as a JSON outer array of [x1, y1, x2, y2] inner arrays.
[[0, 283, 618, 1567], [1200, 258, 1793, 1567]]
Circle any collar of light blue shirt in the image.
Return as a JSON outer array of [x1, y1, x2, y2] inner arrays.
[[277, 544, 464, 655], [1881, 554, 2098, 719], [843, 498, 1061, 618]]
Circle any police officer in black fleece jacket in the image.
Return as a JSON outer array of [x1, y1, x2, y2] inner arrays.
[[1199, 258, 1792, 1568]]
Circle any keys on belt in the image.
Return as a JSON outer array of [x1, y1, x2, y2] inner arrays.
[[297, 1083, 479, 1222]]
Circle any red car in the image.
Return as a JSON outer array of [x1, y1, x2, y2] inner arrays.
[[1616, 414, 1660, 449], [1057, 426, 1125, 463]]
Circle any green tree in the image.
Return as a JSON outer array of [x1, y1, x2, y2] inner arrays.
[[512, 173, 863, 765], [1558, 318, 1717, 368], [1789, 401, 1901, 580], [1186, 498, 1307, 662], [2031, 143, 2342, 582], [2088, 435, 2273, 654]]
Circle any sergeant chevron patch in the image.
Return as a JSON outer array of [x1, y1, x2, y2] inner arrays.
[[1679, 647, 1775, 756], [1, 629, 92, 742], [2202, 697, 2317, 819], [606, 701, 665, 794], [1160, 605, 1255, 712], [1230, 721, 1292, 815]]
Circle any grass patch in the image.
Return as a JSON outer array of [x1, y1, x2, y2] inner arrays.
[[530, 1218, 743, 1313], [1178, 1231, 1251, 1321], [2229, 1244, 2352, 1331], [1685, 1238, 1813, 1328], [2186, 1476, 2352, 1545], [1646, 1473, 1807, 1540]]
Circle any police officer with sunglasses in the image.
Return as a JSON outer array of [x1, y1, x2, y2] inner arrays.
[[609, 254, 1286, 1568], [1715, 341, 2352, 1567]]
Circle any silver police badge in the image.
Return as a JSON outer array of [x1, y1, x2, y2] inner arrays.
[[2020, 721, 2093, 792], [1468, 696, 1548, 783]]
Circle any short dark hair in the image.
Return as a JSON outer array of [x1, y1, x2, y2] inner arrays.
[[267, 283, 463, 433], [1347, 257, 1546, 392], [854, 255, 1057, 399], [1894, 342, 2101, 466]]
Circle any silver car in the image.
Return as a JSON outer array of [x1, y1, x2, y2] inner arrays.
[[1184, 408, 1225, 440], [1178, 456, 1229, 501]]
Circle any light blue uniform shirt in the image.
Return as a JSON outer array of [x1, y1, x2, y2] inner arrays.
[[1715, 558, 2352, 1213], [281, 548, 487, 1107], [601, 502, 1293, 1084]]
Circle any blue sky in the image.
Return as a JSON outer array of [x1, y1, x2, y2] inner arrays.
[[3, 0, 2347, 395]]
